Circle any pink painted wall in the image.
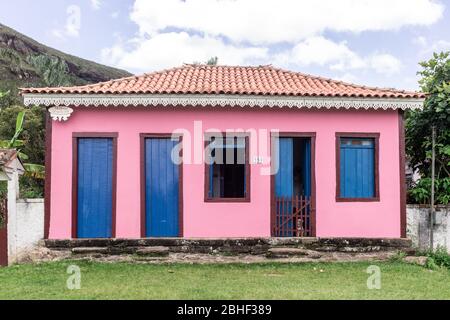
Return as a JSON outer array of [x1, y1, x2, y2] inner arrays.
[[49, 107, 401, 239]]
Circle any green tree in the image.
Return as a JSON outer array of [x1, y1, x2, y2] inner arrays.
[[407, 52, 450, 205], [0, 82, 23, 108], [0, 90, 9, 99], [0, 106, 45, 167], [193, 57, 219, 66], [206, 57, 219, 66], [0, 90, 9, 226], [0, 106, 46, 198]]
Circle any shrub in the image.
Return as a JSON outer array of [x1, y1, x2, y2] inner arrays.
[[406, 52, 450, 206], [425, 246, 450, 270], [430, 246, 450, 268], [408, 177, 450, 205]]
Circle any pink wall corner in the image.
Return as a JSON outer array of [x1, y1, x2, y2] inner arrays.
[[314, 122, 401, 238], [49, 107, 401, 239]]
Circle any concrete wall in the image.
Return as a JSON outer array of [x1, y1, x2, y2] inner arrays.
[[8, 199, 44, 263], [407, 205, 450, 252]]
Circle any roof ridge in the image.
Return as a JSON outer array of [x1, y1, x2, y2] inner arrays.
[[20, 64, 425, 99], [267, 65, 421, 95], [178, 63, 274, 69]]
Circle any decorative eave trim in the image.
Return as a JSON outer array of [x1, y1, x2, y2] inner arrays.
[[23, 94, 424, 111]]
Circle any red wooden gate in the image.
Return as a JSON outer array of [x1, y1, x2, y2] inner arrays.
[[0, 196, 7, 267], [274, 196, 312, 237]]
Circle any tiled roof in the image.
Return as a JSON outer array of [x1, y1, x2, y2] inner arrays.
[[21, 64, 425, 99]]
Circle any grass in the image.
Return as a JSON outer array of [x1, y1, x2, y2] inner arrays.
[[0, 261, 449, 300]]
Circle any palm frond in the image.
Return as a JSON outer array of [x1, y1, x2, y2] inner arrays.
[[9, 111, 26, 147], [23, 163, 45, 180], [18, 151, 29, 160]]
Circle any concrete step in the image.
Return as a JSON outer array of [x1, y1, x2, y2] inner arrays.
[[72, 247, 109, 255], [71, 247, 137, 255], [266, 247, 322, 259], [135, 246, 169, 257], [46, 237, 413, 258], [314, 246, 383, 253]]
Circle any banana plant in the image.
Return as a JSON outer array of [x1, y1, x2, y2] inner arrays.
[[0, 90, 9, 99], [23, 163, 45, 179], [0, 111, 45, 179], [0, 111, 27, 157]]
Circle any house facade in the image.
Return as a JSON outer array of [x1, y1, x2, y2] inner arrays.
[[22, 65, 425, 240]]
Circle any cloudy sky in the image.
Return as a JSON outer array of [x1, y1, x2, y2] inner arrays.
[[1, 0, 449, 90]]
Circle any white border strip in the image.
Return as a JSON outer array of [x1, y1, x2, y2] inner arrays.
[[23, 94, 424, 110]]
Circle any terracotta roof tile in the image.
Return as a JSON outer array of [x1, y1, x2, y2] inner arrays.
[[21, 64, 425, 99]]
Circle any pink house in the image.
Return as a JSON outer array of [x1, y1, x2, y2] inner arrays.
[[22, 65, 425, 240]]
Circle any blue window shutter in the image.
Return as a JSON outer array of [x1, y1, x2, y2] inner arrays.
[[340, 138, 375, 198]]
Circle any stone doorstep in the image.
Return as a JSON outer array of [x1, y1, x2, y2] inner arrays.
[[72, 247, 110, 255], [45, 238, 273, 249], [23, 244, 414, 264], [52, 237, 413, 258], [266, 247, 322, 259], [71, 246, 171, 256], [310, 246, 384, 253], [46, 237, 412, 249], [71, 247, 137, 255], [135, 247, 169, 257]]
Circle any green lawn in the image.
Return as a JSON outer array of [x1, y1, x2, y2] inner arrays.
[[0, 261, 449, 300]]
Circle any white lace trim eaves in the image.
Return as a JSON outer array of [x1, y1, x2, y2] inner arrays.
[[23, 94, 424, 111]]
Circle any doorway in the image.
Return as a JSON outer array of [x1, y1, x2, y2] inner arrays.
[[272, 134, 316, 237], [142, 136, 182, 237]]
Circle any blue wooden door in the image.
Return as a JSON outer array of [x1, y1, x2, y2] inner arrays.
[[77, 138, 114, 238], [274, 137, 312, 237], [275, 138, 294, 198], [302, 139, 312, 197], [275, 138, 294, 236], [145, 138, 180, 237]]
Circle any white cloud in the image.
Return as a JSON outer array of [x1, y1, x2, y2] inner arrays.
[[413, 36, 450, 56], [413, 36, 428, 47], [367, 53, 402, 75], [101, 32, 269, 72], [334, 73, 359, 84], [274, 37, 402, 75], [51, 5, 81, 39], [101, 0, 438, 81], [130, 0, 444, 45], [90, 0, 101, 10], [427, 39, 450, 53], [111, 12, 120, 19], [282, 37, 365, 69], [103, 33, 402, 76]]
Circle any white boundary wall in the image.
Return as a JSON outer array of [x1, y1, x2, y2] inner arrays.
[[407, 205, 450, 252], [8, 199, 44, 263]]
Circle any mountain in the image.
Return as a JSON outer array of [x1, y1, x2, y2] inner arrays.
[[0, 23, 132, 106]]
